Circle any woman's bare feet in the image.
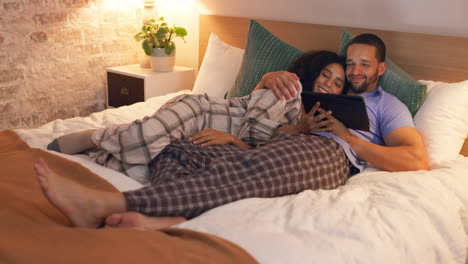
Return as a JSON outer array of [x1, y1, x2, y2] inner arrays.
[[105, 212, 186, 231], [34, 158, 127, 228]]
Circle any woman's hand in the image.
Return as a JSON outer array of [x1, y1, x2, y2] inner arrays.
[[189, 129, 252, 149], [296, 102, 335, 133], [276, 102, 333, 134]]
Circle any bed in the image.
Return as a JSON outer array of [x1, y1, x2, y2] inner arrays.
[[4, 14, 468, 263]]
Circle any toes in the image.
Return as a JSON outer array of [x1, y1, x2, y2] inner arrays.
[[34, 158, 49, 175], [104, 214, 123, 228]]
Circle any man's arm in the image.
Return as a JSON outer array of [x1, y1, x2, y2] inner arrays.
[[345, 127, 429, 171], [253, 71, 301, 100], [326, 112, 429, 171]]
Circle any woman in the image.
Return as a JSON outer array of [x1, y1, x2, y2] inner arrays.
[[37, 50, 349, 230]]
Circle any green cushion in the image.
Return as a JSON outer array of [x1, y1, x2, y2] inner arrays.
[[226, 20, 304, 98], [338, 29, 427, 116]]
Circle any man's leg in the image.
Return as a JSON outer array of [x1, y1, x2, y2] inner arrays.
[[34, 158, 184, 230], [105, 212, 186, 230], [124, 134, 349, 219], [34, 158, 126, 228]]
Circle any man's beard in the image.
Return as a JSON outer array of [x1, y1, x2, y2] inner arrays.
[[348, 70, 379, 94], [349, 77, 369, 94]]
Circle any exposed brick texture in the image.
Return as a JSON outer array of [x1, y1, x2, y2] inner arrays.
[[33, 12, 67, 25], [30, 31, 48, 43], [28, 0, 49, 8], [59, 0, 90, 8], [0, 69, 24, 83], [3, 1, 22, 10], [0, 0, 141, 130]]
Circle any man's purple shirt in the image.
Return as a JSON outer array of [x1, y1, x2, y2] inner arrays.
[[314, 86, 414, 173]]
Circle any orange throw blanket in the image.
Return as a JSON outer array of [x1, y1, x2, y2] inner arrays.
[[0, 130, 258, 264]]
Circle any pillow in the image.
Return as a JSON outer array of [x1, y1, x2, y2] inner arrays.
[[226, 20, 303, 98], [192, 33, 245, 98], [414, 80, 468, 167], [338, 29, 427, 116]]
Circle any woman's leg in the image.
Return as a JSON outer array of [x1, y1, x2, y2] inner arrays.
[[47, 129, 96, 154], [87, 94, 227, 183]]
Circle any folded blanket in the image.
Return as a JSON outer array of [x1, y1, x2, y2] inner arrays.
[[0, 130, 257, 264]]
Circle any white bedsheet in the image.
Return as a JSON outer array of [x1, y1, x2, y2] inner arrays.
[[179, 158, 468, 263], [15, 90, 468, 264]]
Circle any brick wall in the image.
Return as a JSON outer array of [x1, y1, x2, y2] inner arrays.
[[0, 0, 143, 129]]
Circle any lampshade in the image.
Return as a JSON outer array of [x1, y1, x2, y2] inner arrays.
[[143, 0, 154, 7], [142, 0, 156, 24]]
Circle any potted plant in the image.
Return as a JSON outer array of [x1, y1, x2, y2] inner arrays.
[[134, 17, 188, 72]]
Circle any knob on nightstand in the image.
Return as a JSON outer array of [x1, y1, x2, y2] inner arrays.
[[120, 87, 129, 96]]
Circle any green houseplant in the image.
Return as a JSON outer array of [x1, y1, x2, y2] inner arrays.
[[134, 17, 188, 72]]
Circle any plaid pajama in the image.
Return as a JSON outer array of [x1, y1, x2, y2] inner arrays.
[[124, 133, 350, 219], [87, 89, 301, 184]]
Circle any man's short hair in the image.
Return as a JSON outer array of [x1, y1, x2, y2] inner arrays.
[[348, 33, 386, 63]]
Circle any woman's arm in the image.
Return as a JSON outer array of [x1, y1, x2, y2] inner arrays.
[[277, 102, 333, 134], [190, 129, 252, 149]]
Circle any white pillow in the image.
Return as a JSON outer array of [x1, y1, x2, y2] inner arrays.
[[414, 80, 468, 167], [192, 33, 245, 98]]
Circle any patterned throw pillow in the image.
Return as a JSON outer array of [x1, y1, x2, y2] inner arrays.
[[226, 20, 303, 98], [338, 29, 427, 116]]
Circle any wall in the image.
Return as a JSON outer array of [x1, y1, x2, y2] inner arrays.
[[163, 0, 468, 78], [0, 0, 142, 130], [198, 0, 468, 37], [2, 0, 467, 130]]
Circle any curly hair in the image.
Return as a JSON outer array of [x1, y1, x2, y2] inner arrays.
[[288, 50, 348, 94]]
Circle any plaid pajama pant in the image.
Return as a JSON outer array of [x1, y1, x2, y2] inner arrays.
[[124, 133, 350, 219], [87, 89, 301, 184]]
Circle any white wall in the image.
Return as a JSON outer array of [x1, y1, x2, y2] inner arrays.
[[159, 0, 468, 70]]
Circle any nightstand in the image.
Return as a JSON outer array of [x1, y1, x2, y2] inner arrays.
[[106, 64, 195, 108]]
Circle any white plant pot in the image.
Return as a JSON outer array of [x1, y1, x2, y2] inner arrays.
[[150, 48, 175, 72]]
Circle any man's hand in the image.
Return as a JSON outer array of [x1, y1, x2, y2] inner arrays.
[[315, 108, 353, 138], [253, 71, 301, 100], [189, 129, 251, 149]]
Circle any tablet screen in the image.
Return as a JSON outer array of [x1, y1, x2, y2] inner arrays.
[[301, 91, 370, 131]]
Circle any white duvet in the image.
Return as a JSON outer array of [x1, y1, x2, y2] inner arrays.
[[15, 91, 468, 264]]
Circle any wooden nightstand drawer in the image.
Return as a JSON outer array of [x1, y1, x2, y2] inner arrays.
[[107, 72, 144, 107], [106, 64, 195, 108]]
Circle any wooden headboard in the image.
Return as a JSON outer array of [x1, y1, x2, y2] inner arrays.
[[199, 14, 468, 156]]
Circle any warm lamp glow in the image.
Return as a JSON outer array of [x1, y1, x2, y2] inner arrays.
[[103, 0, 144, 11]]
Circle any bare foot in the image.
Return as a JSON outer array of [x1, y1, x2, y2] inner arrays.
[[34, 158, 126, 228], [105, 212, 186, 231]]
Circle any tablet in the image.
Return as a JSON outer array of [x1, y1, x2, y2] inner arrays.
[[301, 91, 370, 131]]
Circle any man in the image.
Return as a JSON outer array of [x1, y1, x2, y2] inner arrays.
[[260, 33, 429, 172]]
